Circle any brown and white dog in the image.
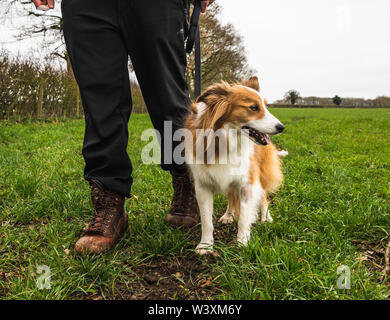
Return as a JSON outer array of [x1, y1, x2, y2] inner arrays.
[[184, 77, 287, 254]]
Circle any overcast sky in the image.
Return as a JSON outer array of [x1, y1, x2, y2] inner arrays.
[[1, 0, 390, 102]]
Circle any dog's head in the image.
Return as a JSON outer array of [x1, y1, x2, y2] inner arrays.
[[195, 77, 284, 146]]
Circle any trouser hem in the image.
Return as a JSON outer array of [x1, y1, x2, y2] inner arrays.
[[85, 176, 132, 198]]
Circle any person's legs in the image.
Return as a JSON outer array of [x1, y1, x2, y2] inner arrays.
[[62, 0, 131, 253], [118, 0, 191, 173], [118, 0, 199, 227], [62, 0, 133, 197]]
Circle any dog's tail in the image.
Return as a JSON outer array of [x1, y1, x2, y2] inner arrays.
[[277, 150, 289, 157]]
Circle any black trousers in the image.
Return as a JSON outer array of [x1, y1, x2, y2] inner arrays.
[[62, 0, 191, 197]]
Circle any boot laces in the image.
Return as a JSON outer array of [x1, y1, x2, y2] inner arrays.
[[87, 184, 120, 235]]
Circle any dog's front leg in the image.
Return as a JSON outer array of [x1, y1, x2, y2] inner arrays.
[[195, 184, 214, 255], [237, 185, 261, 245], [260, 195, 273, 223], [219, 189, 237, 224]]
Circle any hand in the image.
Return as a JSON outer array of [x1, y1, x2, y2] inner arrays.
[[201, 0, 215, 13], [32, 0, 55, 10], [193, 0, 215, 13]]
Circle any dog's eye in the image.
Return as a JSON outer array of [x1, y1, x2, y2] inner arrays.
[[250, 105, 259, 112]]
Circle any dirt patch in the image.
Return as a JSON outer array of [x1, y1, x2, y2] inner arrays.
[[353, 240, 389, 282], [109, 223, 238, 300], [122, 254, 219, 300], [0, 270, 12, 296]]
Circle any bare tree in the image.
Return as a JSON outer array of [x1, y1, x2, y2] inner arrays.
[[2, 1, 68, 70], [375, 95, 390, 107], [186, 4, 255, 97]]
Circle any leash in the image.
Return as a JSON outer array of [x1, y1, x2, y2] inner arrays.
[[186, 0, 202, 98]]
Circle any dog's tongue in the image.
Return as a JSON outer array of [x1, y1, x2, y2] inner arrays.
[[256, 132, 270, 145], [242, 126, 270, 146], [263, 134, 271, 145]]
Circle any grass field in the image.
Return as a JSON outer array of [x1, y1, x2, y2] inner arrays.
[[0, 108, 389, 300]]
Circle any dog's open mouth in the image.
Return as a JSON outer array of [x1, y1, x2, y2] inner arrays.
[[242, 126, 271, 146]]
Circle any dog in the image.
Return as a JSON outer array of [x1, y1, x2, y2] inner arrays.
[[184, 77, 287, 254]]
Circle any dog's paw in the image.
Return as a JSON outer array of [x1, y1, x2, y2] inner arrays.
[[195, 243, 214, 255], [261, 216, 273, 224], [261, 211, 273, 224], [237, 234, 250, 245], [219, 213, 234, 224]]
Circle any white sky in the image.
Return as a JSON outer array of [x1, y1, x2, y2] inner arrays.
[[1, 0, 390, 102], [219, 0, 390, 101]]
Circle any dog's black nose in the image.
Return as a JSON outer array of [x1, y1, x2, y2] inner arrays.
[[275, 123, 285, 133]]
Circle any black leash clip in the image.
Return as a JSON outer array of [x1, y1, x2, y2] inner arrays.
[[185, 0, 202, 98], [185, 0, 202, 54]]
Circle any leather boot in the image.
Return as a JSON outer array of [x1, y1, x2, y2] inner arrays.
[[75, 180, 128, 254], [165, 171, 200, 228]]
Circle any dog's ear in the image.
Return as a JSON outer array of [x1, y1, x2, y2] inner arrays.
[[196, 83, 230, 131], [202, 99, 229, 132], [196, 82, 229, 104], [242, 76, 260, 92]]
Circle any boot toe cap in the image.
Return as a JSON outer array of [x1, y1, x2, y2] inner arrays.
[[74, 235, 113, 254]]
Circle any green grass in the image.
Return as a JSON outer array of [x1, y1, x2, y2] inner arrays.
[[0, 109, 389, 300]]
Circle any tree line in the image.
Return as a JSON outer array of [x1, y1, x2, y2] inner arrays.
[[0, 51, 148, 120], [278, 90, 390, 107]]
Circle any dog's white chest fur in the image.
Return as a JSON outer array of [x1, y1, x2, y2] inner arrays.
[[187, 136, 254, 194]]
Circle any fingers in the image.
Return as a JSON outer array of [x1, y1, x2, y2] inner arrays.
[[32, 0, 46, 8], [32, 0, 54, 10], [192, 0, 215, 13], [201, 0, 215, 13], [47, 0, 55, 9], [201, 0, 209, 13]]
